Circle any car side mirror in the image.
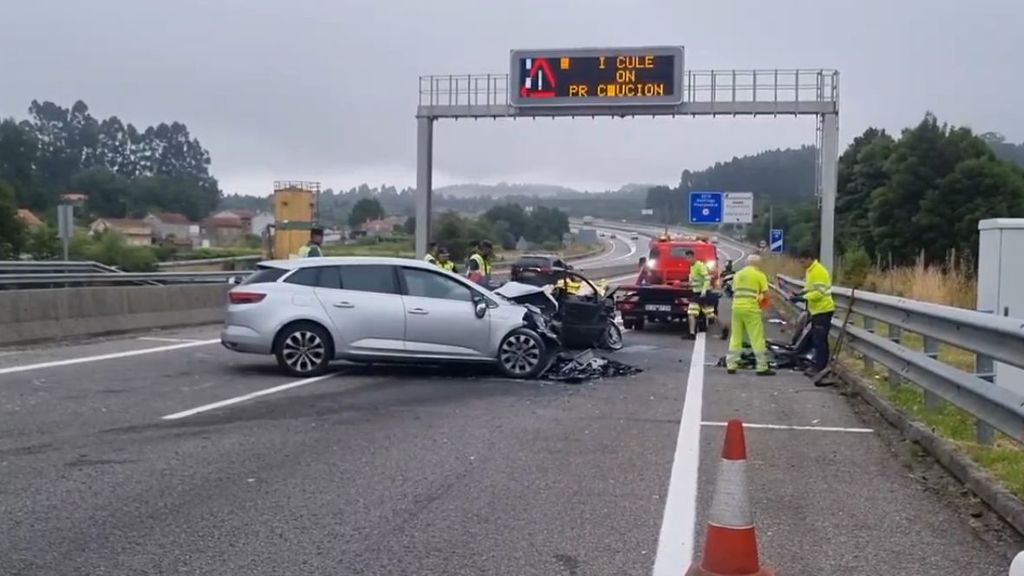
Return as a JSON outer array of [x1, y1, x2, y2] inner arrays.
[[474, 299, 488, 319]]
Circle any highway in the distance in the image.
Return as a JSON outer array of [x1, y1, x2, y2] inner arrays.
[[0, 243, 1020, 575]]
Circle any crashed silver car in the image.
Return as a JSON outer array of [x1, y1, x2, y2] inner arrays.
[[221, 257, 553, 378]]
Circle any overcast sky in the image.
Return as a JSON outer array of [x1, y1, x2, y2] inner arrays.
[[2, 0, 1022, 195]]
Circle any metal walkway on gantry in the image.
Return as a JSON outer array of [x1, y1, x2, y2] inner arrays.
[[413, 65, 840, 269]]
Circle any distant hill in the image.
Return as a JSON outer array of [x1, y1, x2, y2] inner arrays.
[[645, 146, 817, 225], [436, 183, 583, 199]]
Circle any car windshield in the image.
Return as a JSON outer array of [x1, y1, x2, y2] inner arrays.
[[516, 256, 553, 267]]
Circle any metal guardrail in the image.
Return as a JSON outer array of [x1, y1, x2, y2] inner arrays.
[[0, 271, 246, 287], [157, 255, 263, 269], [776, 274, 1024, 445], [0, 260, 125, 274]]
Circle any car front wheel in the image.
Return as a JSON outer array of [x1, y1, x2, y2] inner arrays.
[[497, 328, 547, 379], [274, 322, 334, 377]]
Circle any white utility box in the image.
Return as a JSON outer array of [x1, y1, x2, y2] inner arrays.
[[977, 219, 1024, 395]]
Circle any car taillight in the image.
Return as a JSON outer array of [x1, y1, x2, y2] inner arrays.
[[229, 291, 266, 304]]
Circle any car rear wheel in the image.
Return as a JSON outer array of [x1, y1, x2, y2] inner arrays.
[[274, 322, 333, 377], [497, 328, 547, 379]]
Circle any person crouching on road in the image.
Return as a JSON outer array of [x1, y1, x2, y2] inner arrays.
[[424, 241, 439, 265], [437, 247, 456, 273], [791, 249, 836, 381], [726, 254, 775, 376], [684, 249, 714, 340], [298, 227, 324, 258]]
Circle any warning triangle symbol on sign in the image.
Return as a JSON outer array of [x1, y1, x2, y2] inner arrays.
[[520, 58, 557, 98]]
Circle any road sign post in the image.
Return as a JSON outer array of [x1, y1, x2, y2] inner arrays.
[[689, 191, 723, 224], [57, 204, 74, 261], [770, 228, 784, 253]]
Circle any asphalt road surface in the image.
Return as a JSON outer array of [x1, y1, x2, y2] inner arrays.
[[1, 299, 1020, 575]]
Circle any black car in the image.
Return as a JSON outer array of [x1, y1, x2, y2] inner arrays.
[[510, 254, 572, 286]]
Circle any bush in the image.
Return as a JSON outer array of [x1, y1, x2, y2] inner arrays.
[[838, 244, 871, 288], [71, 231, 158, 271]]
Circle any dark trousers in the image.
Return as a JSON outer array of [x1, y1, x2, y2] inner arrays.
[[810, 312, 833, 371]]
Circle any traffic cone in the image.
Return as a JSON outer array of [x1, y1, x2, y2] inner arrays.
[[687, 419, 774, 576], [1010, 551, 1024, 576]]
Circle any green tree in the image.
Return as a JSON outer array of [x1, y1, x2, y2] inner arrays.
[[868, 114, 991, 265], [26, 223, 61, 259], [836, 128, 894, 255], [918, 157, 1024, 262], [76, 168, 132, 218], [0, 181, 26, 258], [348, 197, 386, 227]]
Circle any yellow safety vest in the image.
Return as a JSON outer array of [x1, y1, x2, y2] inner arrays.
[[298, 244, 322, 258], [469, 253, 491, 275], [689, 260, 710, 294], [424, 253, 438, 265], [732, 265, 768, 311], [802, 259, 836, 315], [439, 260, 454, 272]]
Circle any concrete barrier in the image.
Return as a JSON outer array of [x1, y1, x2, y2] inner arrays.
[[0, 284, 230, 346]]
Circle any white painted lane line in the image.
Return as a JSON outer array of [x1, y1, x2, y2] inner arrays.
[[137, 337, 204, 343], [0, 339, 220, 376], [652, 332, 706, 576], [701, 421, 873, 434], [161, 372, 337, 420]]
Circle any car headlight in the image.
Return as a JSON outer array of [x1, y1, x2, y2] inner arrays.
[[706, 260, 716, 271], [646, 259, 657, 269]]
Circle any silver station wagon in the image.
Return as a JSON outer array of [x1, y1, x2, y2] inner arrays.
[[221, 257, 550, 378]]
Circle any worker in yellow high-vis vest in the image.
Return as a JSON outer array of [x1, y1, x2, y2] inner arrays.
[[467, 240, 494, 286], [437, 247, 456, 273], [726, 254, 775, 376], [791, 249, 836, 380], [424, 242, 440, 266], [684, 249, 715, 339], [297, 227, 324, 258]]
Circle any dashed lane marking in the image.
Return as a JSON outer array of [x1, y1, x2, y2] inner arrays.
[[161, 372, 338, 420], [137, 337, 206, 343], [701, 421, 874, 433], [0, 339, 220, 376]]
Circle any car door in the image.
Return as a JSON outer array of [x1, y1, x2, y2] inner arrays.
[[398, 266, 493, 358], [311, 264, 407, 355]]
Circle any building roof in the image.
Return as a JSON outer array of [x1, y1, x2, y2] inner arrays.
[[92, 218, 152, 235], [16, 209, 43, 227], [229, 209, 255, 219], [204, 216, 244, 228], [149, 211, 191, 224]]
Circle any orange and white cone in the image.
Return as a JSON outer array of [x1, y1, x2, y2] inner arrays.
[[687, 419, 774, 576]]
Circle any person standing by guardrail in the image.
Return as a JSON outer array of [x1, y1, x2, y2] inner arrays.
[[298, 227, 324, 258], [791, 249, 836, 378], [726, 254, 775, 376]]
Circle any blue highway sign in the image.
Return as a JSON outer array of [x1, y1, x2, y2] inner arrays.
[[770, 228, 784, 253], [689, 191, 723, 224]]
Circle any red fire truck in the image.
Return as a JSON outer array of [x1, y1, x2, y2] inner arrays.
[[614, 234, 720, 331]]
